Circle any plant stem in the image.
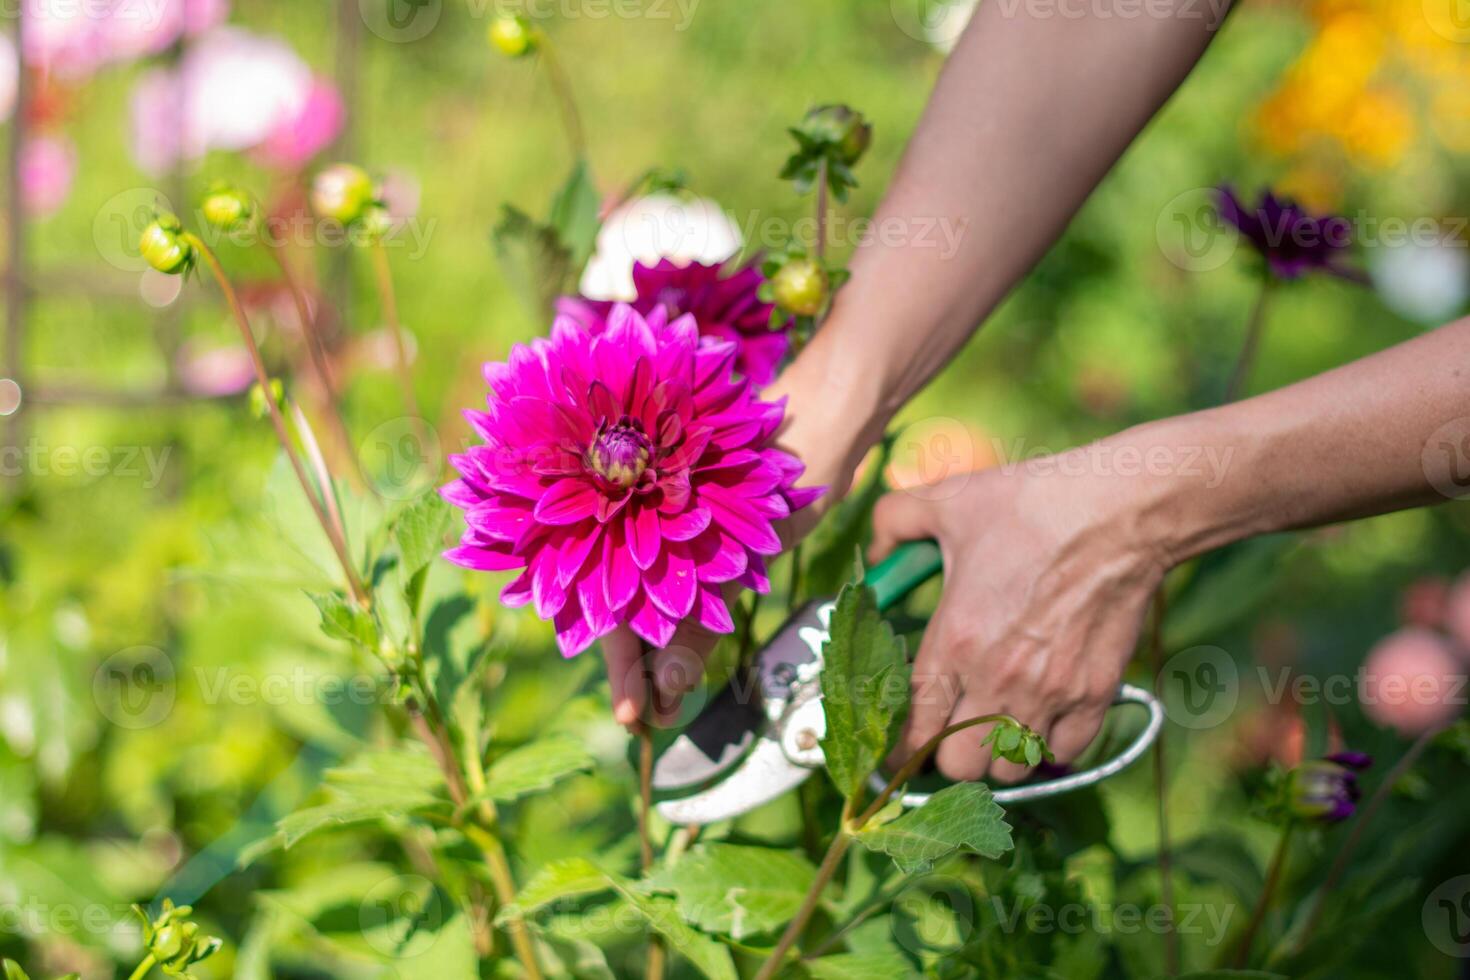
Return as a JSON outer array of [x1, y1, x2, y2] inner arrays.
[[464, 822, 545, 980], [1231, 823, 1294, 969], [757, 713, 1020, 978], [264, 237, 364, 488], [1224, 277, 1272, 403], [787, 545, 803, 616], [1149, 587, 1178, 976], [367, 241, 429, 445], [1293, 724, 1446, 951], [126, 954, 158, 980], [814, 160, 829, 263], [638, 728, 666, 980], [535, 33, 586, 159], [184, 234, 369, 607], [803, 872, 917, 960]]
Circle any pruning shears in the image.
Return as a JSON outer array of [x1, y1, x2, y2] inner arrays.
[[653, 540, 1164, 825]]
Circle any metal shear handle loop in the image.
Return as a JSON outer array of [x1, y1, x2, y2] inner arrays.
[[868, 683, 1164, 809]]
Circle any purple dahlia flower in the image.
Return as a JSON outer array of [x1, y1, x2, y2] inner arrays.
[[1216, 185, 1363, 282], [443, 304, 822, 657], [557, 259, 791, 387], [1287, 751, 1373, 824]]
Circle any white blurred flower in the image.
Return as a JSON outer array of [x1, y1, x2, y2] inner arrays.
[[578, 194, 743, 301], [24, 0, 228, 78], [1370, 237, 1470, 326], [923, 0, 976, 54]]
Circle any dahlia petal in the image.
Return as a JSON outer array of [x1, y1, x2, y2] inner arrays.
[[629, 594, 678, 649], [739, 556, 772, 593], [501, 569, 533, 608], [785, 484, 826, 511], [647, 547, 698, 620], [577, 568, 618, 635], [440, 479, 481, 509], [603, 525, 640, 611], [702, 489, 782, 555], [660, 505, 711, 541], [665, 312, 700, 349], [657, 469, 693, 513], [628, 504, 662, 570], [445, 543, 524, 572], [694, 584, 735, 634], [554, 601, 599, 658], [534, 480, 601, 525], [531, 551, 568, 619], [555, 523, 603, 587], [690, 529, 748, 583], [466, 500, 534, 543]]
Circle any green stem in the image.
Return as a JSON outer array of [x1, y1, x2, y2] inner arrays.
[[787, 545, 804, 616], [1291, 724, 1446, 955], [638, 729, 666, 980], [1224, 277, 1272, 403], [535, 32, 586, 159], [1231, 823, 1294, 969], [368, 242, 428, 449], [126, 954, 157, 980], [184, 233, 369, 608]]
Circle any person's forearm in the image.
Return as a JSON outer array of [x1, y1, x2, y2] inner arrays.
[[1122, 318, 1470, 567], [774, 0, 1228, 444]]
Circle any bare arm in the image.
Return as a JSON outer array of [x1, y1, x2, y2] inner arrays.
[[871, 318, 1470, 780]]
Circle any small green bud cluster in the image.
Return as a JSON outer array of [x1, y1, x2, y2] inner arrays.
[[133, 899, 223, 979], [310, 163, 392, 240], [781, 104, 874, 202]]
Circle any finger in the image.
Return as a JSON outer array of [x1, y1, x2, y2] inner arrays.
[[1049, 708, 1109, 767], [868, 489, 940, 564], [935, 689, 1011, 783], [886, 621, 963, 773], [601, 627, 648, 729]]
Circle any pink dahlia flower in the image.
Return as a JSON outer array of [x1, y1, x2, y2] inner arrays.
[[558, 259, 791, 387], [443, 305, 822, 657]]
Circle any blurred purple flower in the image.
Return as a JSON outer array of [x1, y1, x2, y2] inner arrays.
[[20, 135, 76, 217], [24, 0, 227, 78], [1287, 751, 1373, 824], [558, 260, 791, 387], [1217, 185, 1363, 282]]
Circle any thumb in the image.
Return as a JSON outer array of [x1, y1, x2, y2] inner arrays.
[[868, 489, 940, 564]]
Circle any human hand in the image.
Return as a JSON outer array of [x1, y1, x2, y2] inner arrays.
[[870, 443, 1173, 783]]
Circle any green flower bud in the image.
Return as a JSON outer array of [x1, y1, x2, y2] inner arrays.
[[200, 184, 254, 232], [138, 213, 193, 276], [310, 163, 378, 227], [249, 380, 284, 419], [801, 104, 872, 166], [982, 719, 1054, 768], [771, 257, 829, 317], [488, 14, 537, 58], [356, 203, 394, 243], [149, 922, 186, 961]]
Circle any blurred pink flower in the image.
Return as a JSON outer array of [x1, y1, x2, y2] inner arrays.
[[105, 0, 229, 62], [0, 34, 16, 123], [177, 342, 253, 397], [20, 135, 76, 216], [1399, 576, 1451, 631], [1449, 573, 1470, 654], [1361, 628, 1466, 736], [256, 78, 343, 170], [24, 0, 228, 78], [129, 27, 339, 175]]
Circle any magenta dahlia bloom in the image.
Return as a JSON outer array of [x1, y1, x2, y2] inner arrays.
[[557, 259, 791, 387], [443, 304, 822, 657]]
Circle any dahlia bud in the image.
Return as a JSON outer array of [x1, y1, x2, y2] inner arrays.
[[249, 380, 285, 419], [200, 183, 254, 232], [310, 163, 378, 227], [138, 212, 193, 275], [771, 257, 829, 317], [800, 105, 873, 166], [1285, 752, 1373, 824], [983, 719, 1055, 768], [488, 14, 537, 58]]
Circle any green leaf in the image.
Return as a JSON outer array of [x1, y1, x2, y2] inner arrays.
[[482, 736, 595, 803], [643, 844, 816, 940], [269, 746, 448, 850], [1170, 973, 1287, 979], [3, 961, 31, 980], [608, 886, 738, 980], [493, 205, 573, 316], [381, 909, 479, 980], [393, 491, 451, 582], [854, 783, 1012, 873], [498, 857, 612, 922], [307, 591, 378, 650], [546, 159, 602, 268], [805, 950, 917, 980], [819, 579, 910, 798]]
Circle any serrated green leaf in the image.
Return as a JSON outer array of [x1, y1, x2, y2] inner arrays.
[[498, 857, 612, 922], [307, 591, 377, 650], [854, 784, 1012, 873], [608, 885, 737, 980], [381, 909, 479, 980], [482, 736, 594, 803], [643, 844, 816, 940], [547, 159, 601, 268], [805, 950, 917, 980], [493, 205, 574, 316], [269, 746, 448, 850], [819, 580, 910, 798], [394, 491, 451, 581]]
